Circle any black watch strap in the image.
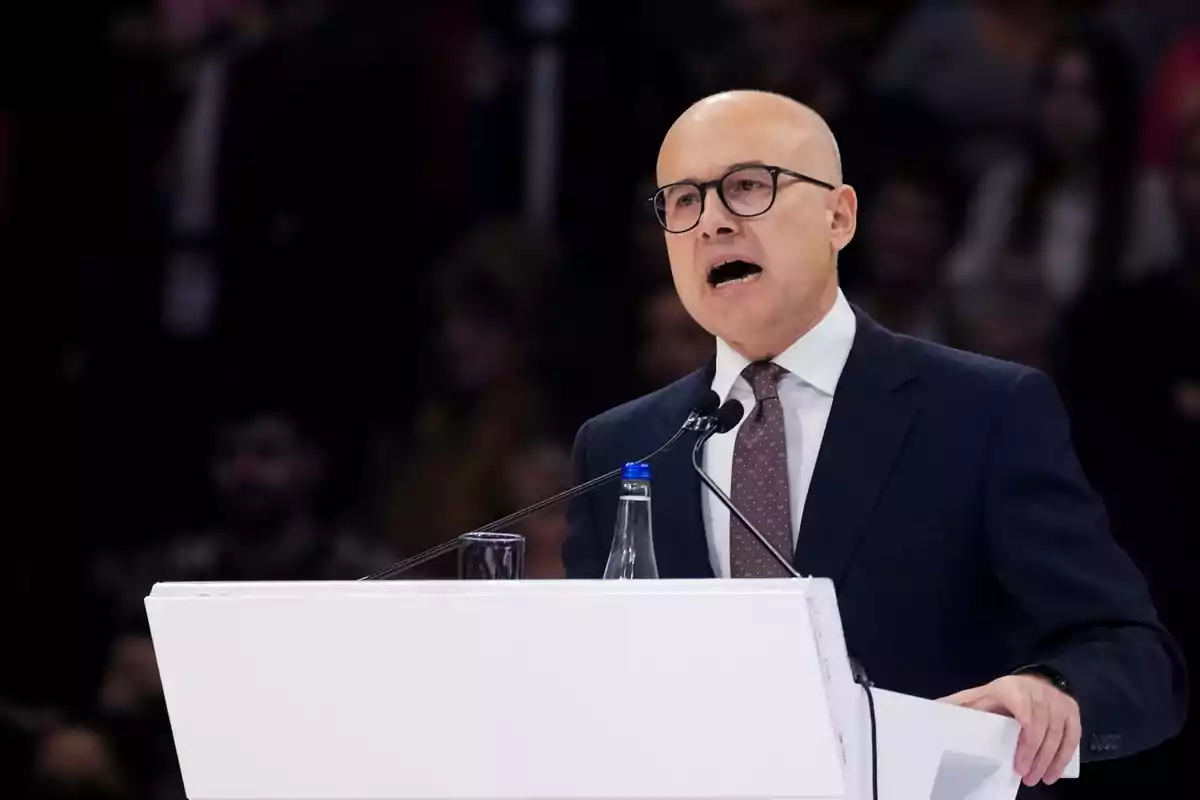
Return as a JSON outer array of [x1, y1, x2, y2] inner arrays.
[[1013, 664, 1072, 696]]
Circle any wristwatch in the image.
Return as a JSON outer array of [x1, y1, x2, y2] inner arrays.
[[1012, 663, 1073, 696]]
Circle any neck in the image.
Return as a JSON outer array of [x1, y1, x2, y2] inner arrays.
[[728, 281, 839, 361]]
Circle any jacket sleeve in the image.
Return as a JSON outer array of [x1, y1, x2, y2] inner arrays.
[[985, 370, 1188, 760], [563, 418, 605, 578]]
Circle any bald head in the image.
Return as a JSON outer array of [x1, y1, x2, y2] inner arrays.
[[650, 89, 858, 362], [657, 91, 842, 186]]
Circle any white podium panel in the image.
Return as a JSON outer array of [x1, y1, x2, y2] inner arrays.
[[145, 579, 1077, 800]]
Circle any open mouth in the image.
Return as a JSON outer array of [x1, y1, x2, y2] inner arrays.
[[708, 260, 764, 288]]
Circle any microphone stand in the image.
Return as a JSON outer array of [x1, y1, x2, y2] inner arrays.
[[690, 427, 803, 579], [361, 406, 716, 580], [693, 409, 877, 798]]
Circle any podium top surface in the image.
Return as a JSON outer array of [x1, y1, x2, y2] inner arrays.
[[148, 577, 816, 598]]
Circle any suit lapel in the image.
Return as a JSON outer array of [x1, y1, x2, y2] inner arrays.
[[650, 363, 717, 579], [794, 309, 918, 587]]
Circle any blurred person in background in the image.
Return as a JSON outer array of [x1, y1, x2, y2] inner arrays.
[[502, 441, 574, 579], [84, 394, 382, 798], [27, 725, 128, 800], [1099, 0, 1200, 86], [873, 0, 1065, 177], [375, 221, 562, 572], [947, 274, 1059, 372], [1054, 118, 1200, 797], [841, 159, 964, 343], [630, 176, 676, 282], [174, 401, 373, 579], [637, 282, 715, 392], [720, 0, 952, 199], [719, 0, 833, 110], [1140, 28, 1200, 169], [90, 630, 183, 800], [93, 394, 383, 630], [949, 24, 1178, 309], [16, 638, 184, 800]]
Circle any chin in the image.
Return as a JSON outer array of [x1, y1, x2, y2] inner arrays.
[[709, 322, 762, 353], [706, 300, 768, 334]]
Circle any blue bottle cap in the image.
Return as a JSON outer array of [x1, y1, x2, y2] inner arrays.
[[622, 461, 651, 481]]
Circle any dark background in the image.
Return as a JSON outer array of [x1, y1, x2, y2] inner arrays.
[[3, 1, 1197, 797]]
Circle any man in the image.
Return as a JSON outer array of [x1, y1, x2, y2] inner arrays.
[[563, 91, 1186, 793]]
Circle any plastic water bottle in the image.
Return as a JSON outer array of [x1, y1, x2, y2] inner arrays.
[[603, 462, 659, 579]]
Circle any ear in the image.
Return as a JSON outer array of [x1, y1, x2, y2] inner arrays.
[[829, 184, 858, 252]]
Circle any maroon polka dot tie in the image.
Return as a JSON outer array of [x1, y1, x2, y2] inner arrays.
[[730, 362, 794, 578]]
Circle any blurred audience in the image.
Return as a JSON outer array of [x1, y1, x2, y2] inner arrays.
[[374, 221, 564, 570], [949, 25, 1178, 308], [29, 726, 128, 800], [1059, 117, 1199, 646], [1054, 114, 1199, 800], [946, 273, 1060, 371], [637, 283, 714, 391], [91, 633, 182, 800], [93, 396, 387, 630], [10, 0, 1199, 796], [721, 0, 953, 198], [1099, 0, 1200, 85], [843, 160, 964, 343], [720, 0, 835, 111], [1140, 28, 1200, 168], [503, 441, 574, 579], [873, 0, 1065, 176]]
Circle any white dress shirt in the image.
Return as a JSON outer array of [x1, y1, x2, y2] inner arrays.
[[702, 289, 858, 577]]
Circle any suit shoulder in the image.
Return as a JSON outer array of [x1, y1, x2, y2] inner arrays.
[[898, 335, 1044, 396]]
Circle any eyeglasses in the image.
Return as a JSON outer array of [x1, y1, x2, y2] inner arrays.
[[650, 164, 836, 234]]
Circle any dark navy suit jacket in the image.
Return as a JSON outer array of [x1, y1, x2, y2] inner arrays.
[[565, 308, 1187, 764]]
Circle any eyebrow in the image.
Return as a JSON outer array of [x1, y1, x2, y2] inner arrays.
[[672, 160, 770, 185]]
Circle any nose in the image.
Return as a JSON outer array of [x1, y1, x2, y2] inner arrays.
[[696, 186, 741, 239]]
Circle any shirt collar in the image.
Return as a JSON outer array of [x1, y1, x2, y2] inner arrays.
[[711, 288, 857, 400]]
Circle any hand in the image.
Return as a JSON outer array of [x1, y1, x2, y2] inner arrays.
[[940, 674, 1080, 786]]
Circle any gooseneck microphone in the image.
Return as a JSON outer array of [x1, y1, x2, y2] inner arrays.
[[696, 399, 875, 797], [691, 399, 804, 579], [361, 390, 723, 580]]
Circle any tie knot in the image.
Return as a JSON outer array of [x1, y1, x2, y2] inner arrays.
[[742, 361, 787, 401]]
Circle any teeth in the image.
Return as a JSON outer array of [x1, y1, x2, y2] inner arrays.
[[716, 272, 760, 287]]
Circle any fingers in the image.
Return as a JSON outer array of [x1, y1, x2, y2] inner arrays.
[[944, 677, 1081, 788], [938, 687, 982, 705], [940, 686, 1008, 715], [1024, 708, 1065, 786], [1044, 705, 1082, 784], [1012, 688, 1044, 779]]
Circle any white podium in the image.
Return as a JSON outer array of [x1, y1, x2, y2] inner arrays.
[[145, 578, 1078, 800]]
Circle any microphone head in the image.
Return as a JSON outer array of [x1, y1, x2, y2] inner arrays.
[[692, 390, 720, 418], [714, 399, 745, 433]]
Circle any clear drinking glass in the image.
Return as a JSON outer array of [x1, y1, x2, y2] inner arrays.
[[457, 532, 525, 579]]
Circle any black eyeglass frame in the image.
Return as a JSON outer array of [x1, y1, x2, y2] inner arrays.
[[648, 165, 837, 233]]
